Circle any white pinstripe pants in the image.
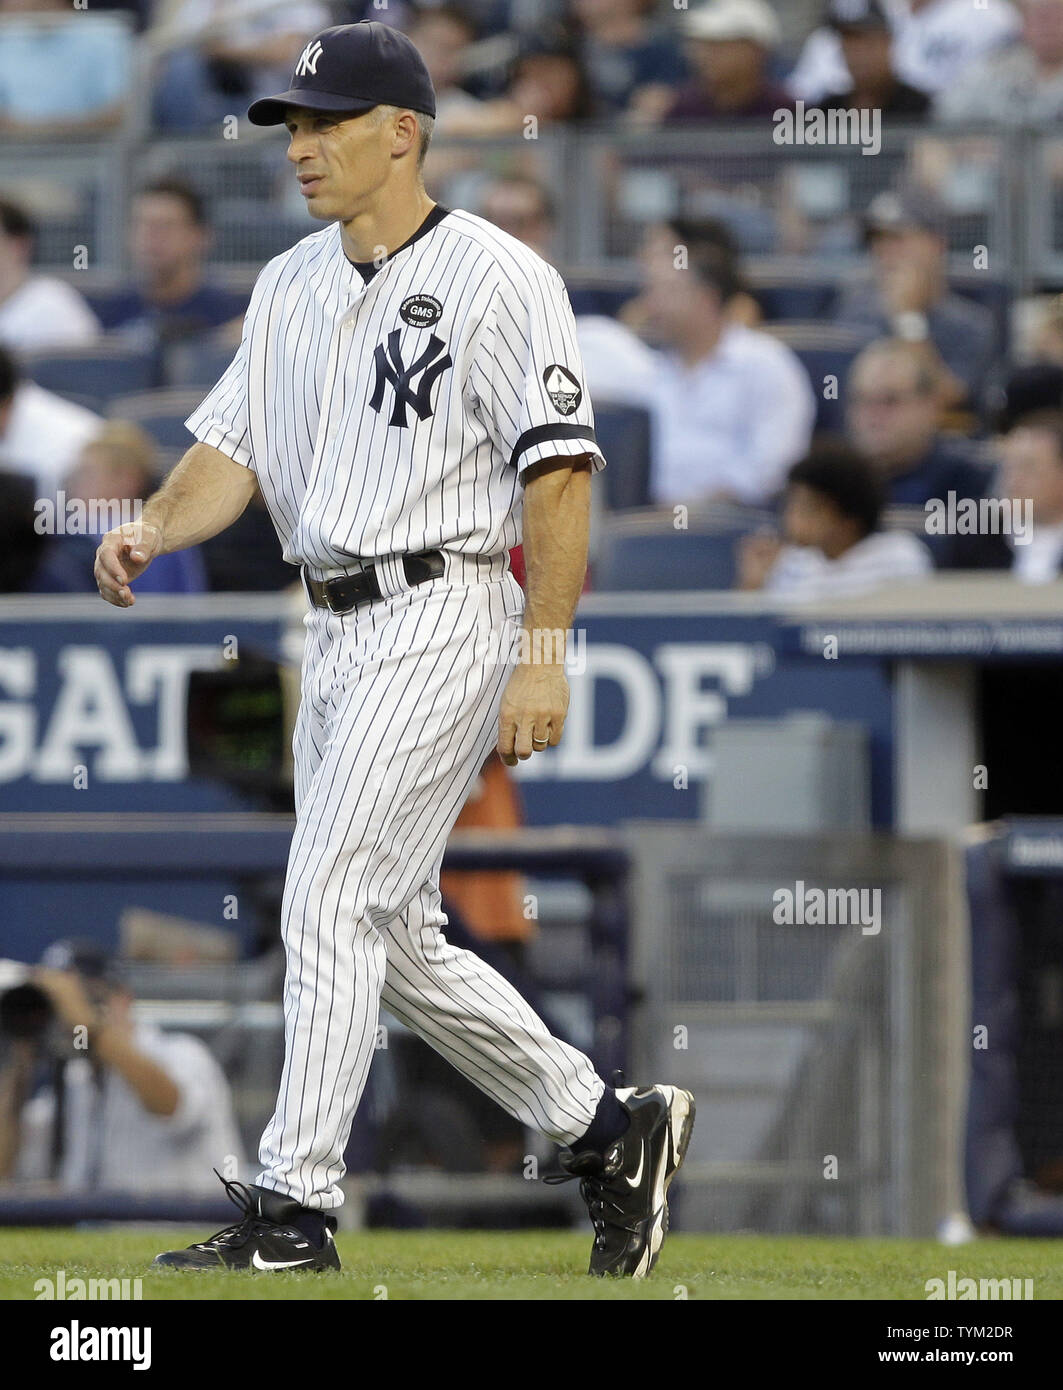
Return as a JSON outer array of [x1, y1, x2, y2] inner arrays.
[[257, 564, 604, 1209]]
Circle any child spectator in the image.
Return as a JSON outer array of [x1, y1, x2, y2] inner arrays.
[[738, 439, 932, 599]]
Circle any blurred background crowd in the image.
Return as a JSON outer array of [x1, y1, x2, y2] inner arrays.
[[5, 0, 1063, 1235], [3, 0, 1063, 602]]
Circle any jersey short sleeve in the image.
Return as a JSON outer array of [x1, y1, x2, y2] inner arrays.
[[473, 262, 605, 480], [184, 317, 254, 470]]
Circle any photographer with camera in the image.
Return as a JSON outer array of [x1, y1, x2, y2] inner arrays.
[[0, 940, 243, 1193]]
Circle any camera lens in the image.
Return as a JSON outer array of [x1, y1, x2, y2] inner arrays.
[[0, 982, 53, 1040]]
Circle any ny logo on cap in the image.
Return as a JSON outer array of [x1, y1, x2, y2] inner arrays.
[[295, 39, 324, 77]]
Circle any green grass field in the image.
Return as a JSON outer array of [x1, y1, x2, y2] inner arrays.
[[1, 1229, 1059, 1300]]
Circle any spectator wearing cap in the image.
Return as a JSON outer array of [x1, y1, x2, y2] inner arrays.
[[810, 0, 930, 116], [788, 0, 1020, 105], [150, 0, 330, 132], [0, 939, 244, 1194], [567, 0, 689, 122], [0, 198, 100, 353], [30, 421, 207, 596], [737, 439, 932, 599], [0, 0, 132, 135], [665, 0, 793, 121], [936, 0, 1063, 127], [938, 411, 1063, 580], [600, 240, 815, 505], [0, 344, 102, 499], [833, 188, 998, 410], [845, 338, 991, 505], [99, 179, 248, 350]]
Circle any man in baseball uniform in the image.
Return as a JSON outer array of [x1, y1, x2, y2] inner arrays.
[[95, 21, 693, 1278]]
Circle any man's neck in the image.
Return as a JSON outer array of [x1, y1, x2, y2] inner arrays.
[[339, 186, 436, 266], [822, 525, 865, 561], [850, 77, 895, 107], [675, 319, 726, 368], [712, 71, 765, 111], [0, 263, 29, 307], [144, 263, 203, 307], [877, 438, 934, 477]]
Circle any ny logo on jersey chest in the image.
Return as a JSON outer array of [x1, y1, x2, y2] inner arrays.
[[369, 329, 452, 428]]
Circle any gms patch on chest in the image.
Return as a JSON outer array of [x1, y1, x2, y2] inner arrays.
[[400, 294, 443, 328]]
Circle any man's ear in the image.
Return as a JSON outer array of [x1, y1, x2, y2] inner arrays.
[[392, 109, 419, 159]]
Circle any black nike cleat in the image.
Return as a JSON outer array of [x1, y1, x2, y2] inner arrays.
[[151, 1173, 341, 1271], [550, 1083, 695, 1278]]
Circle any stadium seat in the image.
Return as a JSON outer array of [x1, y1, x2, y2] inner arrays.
[[592, 404, 652, 511], [567, 283, 639, 318], [106, 389, 207, 449], [594, 508, 770, 591], [165, 339, 239, 389], [753, 282, 836, 321], [762, 322, 871, 433], [21, 346, 155, 410], [949, 276, 1011, 358]]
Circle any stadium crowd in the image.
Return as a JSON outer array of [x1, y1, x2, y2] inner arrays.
[[2, 0, 1063, 599]]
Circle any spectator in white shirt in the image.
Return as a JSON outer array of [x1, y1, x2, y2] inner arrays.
[[151, 0, 330, 130], [0, 0, 132, 134], [0, 939, 244, 1195], [935, 0, 1063, 127], [738, 438, 932, 599], [938, 410, 1063, 580], [788, 0, 1020, 102], [0, 344, 102, 498], [633, 240, 815, 505], [0, 198, 100, 353]]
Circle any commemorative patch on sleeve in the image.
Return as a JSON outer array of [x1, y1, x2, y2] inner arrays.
[[543, 364, 583, 415]]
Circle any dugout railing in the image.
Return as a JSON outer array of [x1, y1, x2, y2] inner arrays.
[[624, 825, 969, 1237], [2, 124, 1058, 292]]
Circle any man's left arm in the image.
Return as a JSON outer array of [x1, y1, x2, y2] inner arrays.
[[497, 455, 594, 766]]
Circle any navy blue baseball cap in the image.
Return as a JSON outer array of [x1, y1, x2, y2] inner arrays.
[[247, 22, 436, 127]]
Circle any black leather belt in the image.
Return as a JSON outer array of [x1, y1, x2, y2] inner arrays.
[[303, 550, 445, 614]]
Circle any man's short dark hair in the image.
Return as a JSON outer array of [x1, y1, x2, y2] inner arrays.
[[136, 177, 208, 227], [1011, 408, 1063, 462], [687, 242, 743, 305], [0, 197, 35, 242], [788, 439, 885, 538], [0, 344, 19, 404], [666, 215, 739, 261], [485, 174, 556, 225]]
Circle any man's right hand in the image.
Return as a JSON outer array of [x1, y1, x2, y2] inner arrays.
[[94, 521, 164, 607]]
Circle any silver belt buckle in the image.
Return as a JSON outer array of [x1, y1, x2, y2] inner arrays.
[[323, 582, 347, 615]]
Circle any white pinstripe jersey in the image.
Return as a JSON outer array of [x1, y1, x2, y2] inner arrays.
[[186, 206, 605, 574]]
